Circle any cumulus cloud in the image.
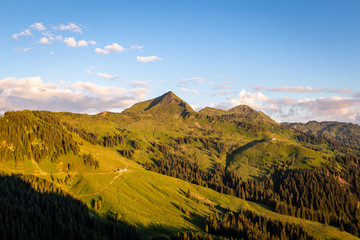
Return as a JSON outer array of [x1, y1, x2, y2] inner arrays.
[[30, 22, 46, 31], [228, 89, 360, 123], [95, 43, 125, 54], [0, 76, 146, 113], [38, 37, 52, 45], [129, 80, 152, 88], [52, 22, 83, 33], [96, 72, 119, 80], [64, 37, 96, 47], [136, 56, 162, 62]]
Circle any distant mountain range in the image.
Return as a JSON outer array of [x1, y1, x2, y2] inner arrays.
[[284, 120, 360, 148], [1, 91, 360, 240]]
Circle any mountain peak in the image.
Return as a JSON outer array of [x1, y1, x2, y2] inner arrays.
[[122, 91, 194, 117], [229, 105, 257, 114]]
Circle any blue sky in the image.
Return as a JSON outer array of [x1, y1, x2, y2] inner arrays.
[[1, 0, 360, 122]]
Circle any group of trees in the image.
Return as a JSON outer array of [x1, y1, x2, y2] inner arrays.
[[0, 173, 139, 240], [147, 154, 360, 237], [0, 111, 79, 163], [205, 209, 314, 240], [82, 153, 99, 169], [63, 121, 124, 147]]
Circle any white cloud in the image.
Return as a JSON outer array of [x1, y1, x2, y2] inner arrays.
[[85, 69, 93, 75], [38, 37, 52, 45], [95, 43, 125, 54], [129, 80, 152, 88], [0, 76, 145, 113], [96, 72, 119, 80], [181, 77, 206, 84], [180, 88, 200, 95], [130, 45, 144, 51], [30, 22, 46, 31], [136, 56, 162, 62], [64, 37, 77, 47], [230, 89, 270, 109], [12, 29, 32, 40], [228, 89, 360, 123], [12, 22, 46, 40], [78, 40, 88, 47], [52, 22, 83, 33], [63, 37, 94, 47]]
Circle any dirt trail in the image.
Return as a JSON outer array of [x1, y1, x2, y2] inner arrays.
[[77, 158, 130, 198], [31, 158, 46, 175]]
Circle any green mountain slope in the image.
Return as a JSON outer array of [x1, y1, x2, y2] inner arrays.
[[1, 92, 360, 239], [285, 120, 360, 148]]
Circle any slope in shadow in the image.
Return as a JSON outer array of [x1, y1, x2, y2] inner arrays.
[[226, 139, 267, 167]]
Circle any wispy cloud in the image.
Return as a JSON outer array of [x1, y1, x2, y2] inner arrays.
[[14, 47, 30, 53], [255, 85, 352, 94], [136, 56, 162, 62], [12, 22, 46, 40], [52, 22, 83, 33], [180, 88, 201, 95], [129, 80, 152, 88], [217, 90, 235, 95], [180, 77, 232, 89], [130, 45, 144, 51], [0, 76, 145, 113], [96, 72, 119, 80], [12, 29, 32, 40], [95, 43, 125, 54]]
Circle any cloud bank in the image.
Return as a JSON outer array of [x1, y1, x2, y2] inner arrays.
[[228, 89, 360, 123], [0, 77, 147, 113]]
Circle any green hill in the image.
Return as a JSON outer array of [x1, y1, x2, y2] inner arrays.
[[1, 92, 360, 239], [285, 120, 360, 148]]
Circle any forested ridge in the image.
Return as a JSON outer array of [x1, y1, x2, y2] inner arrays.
[[1, 106, 360, 239], [0, 111, 79, 162], [148, 153, 360, 237]]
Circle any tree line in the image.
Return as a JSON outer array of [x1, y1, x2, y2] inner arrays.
[[0, 111, 79, 163]]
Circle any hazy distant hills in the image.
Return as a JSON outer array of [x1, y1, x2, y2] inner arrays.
[[285, 120, 360, 148], [1, 91, 360, 239]]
